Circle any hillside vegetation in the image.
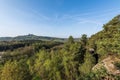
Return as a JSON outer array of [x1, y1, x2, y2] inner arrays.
[[0, 15, 120, 80]]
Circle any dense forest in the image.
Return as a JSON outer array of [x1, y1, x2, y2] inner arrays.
[[0, 15, 120, 80]]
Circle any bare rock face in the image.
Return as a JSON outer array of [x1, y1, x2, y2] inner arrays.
[[92, 55, 120, 75]]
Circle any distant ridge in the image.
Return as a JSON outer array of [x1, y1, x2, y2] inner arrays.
[[0, 34, 66, 41]]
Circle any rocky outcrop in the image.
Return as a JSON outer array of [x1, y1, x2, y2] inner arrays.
[[92, 55, 120, 75]]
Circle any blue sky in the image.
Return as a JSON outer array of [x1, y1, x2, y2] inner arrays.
[[0, 0, 120, 38]]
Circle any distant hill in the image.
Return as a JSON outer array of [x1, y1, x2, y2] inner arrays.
[[0, 34, 66, 42]]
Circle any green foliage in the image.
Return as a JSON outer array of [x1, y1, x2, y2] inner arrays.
[[89, 15, 120, 60], [67, 36, 74, 44], [0, 60, 31, 80], [79, 52, 96, 74], [80, 34, 88, 46]]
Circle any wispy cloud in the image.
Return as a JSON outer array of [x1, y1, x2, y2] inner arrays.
[[77, 19, 102, 25], [52, 7, 120, 27]]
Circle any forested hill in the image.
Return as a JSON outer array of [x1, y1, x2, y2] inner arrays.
[[0, 34, 66, 41], [89, 15, 120, 59]]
